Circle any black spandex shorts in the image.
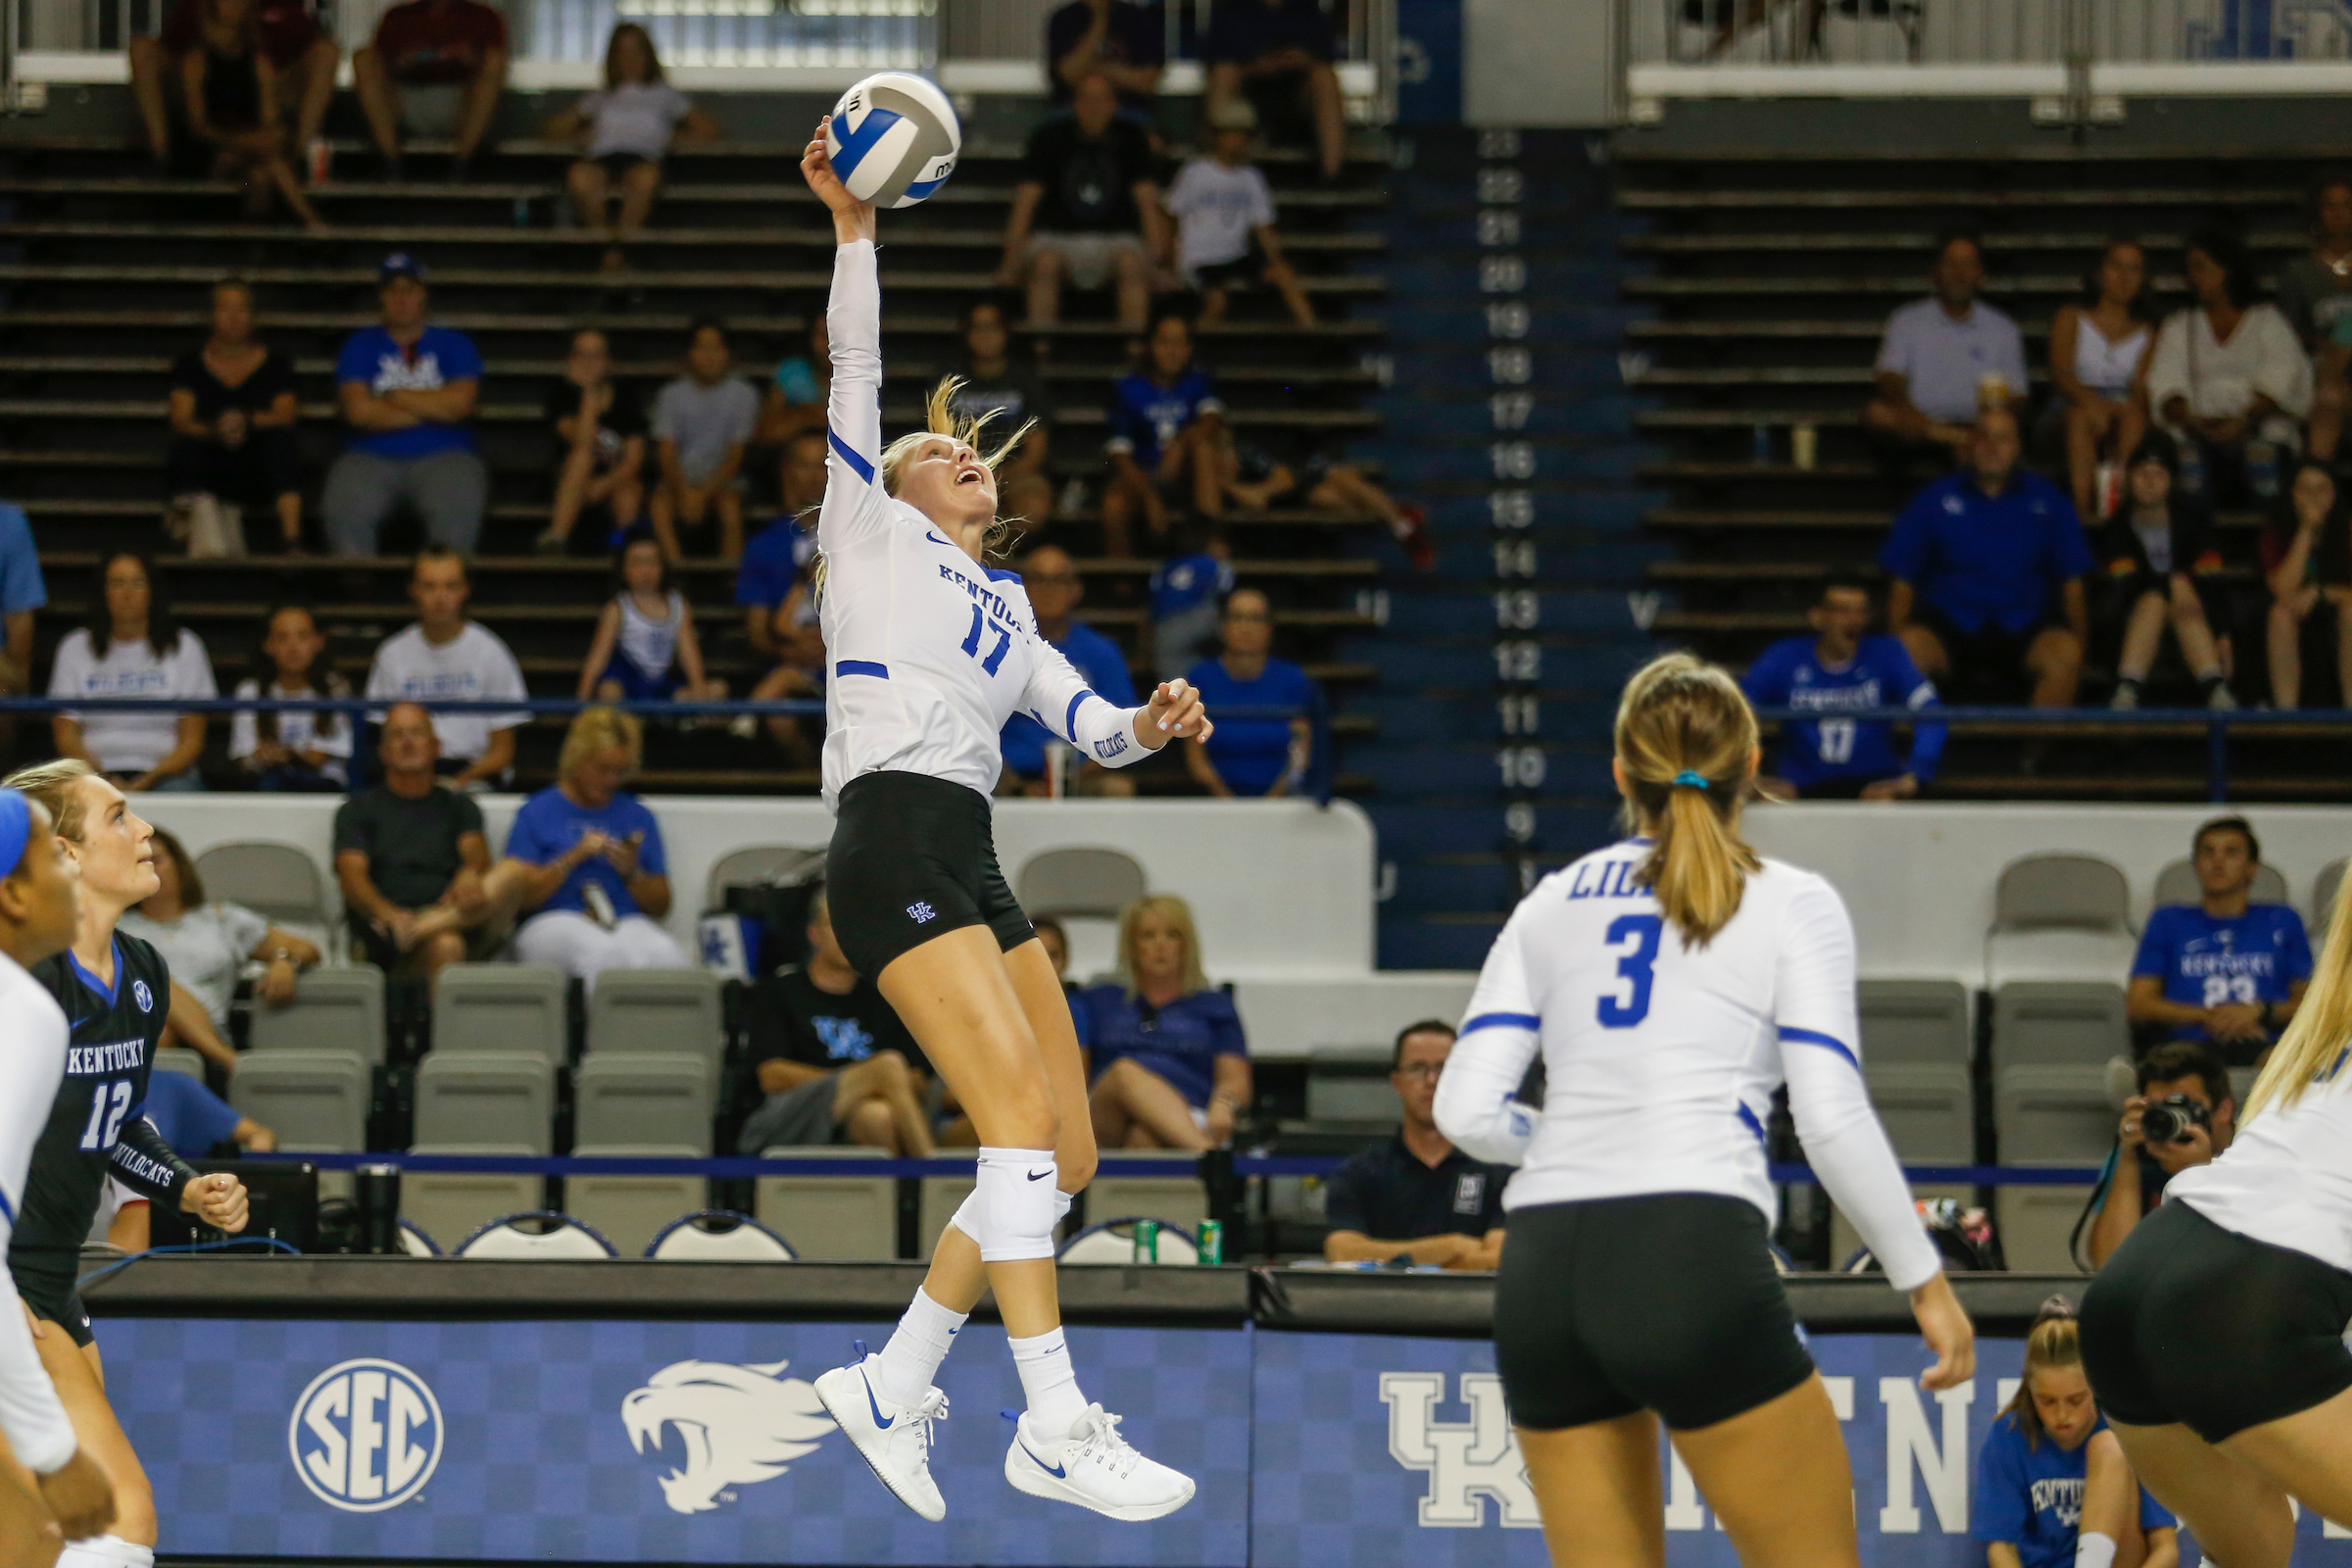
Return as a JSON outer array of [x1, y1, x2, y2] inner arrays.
[[12, 1250, 95, 1348], [826, 769, 1034, 979], [2081, 1198, 2352, 1443], [1494, 1193, 1815, 1432]]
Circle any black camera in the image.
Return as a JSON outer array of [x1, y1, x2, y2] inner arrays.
[[2140, 1094, 2212, 1146]]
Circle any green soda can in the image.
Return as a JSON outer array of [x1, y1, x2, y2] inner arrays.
[[1131, 1219, 1159, 1262], [1196, 1219, 1224, 1265]]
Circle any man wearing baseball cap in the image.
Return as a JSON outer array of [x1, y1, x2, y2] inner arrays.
[[322, 253, 489, 557]]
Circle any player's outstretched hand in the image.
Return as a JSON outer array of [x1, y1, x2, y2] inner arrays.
[[181, 1171, 249, 1234], [1138, 678, 1212, 750], [803, 118, 876, 240], [1909, 1272, 1976, 1391], [36, 1447, 117, 1543]]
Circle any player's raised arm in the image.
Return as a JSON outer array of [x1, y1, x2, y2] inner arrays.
[[803, 120, 885, 552]]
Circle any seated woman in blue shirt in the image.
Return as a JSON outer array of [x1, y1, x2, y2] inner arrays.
[[1184, 587, 1315, 798], [1975, 1301, 2178, 1568], [1083, 894, 1249, 1152]]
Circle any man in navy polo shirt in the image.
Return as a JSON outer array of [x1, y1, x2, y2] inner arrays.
[[323, 253, 489, 556], [1323, 1021, 1508, 1270], [1882, 407, 2092, 707], [1001, 544, 1136, 795]]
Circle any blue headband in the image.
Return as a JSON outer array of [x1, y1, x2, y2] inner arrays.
[[0, 790, 29, 880], [1671, 770, 1710, 791]]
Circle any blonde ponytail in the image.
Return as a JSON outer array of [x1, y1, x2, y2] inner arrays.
[[1613, 653, 1761, 948], [2245, 858, 2352, 1120]]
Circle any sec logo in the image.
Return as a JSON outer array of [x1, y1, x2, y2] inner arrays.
[[289, 1358, 443, 1511], [130, 980, 152, 1013]]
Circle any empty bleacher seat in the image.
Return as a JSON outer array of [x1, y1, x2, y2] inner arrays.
[[755, 1145, 898, 1260], [431, 965, 568, 1068], [585, 969, 724, 1078], [455, 1212, 617, 1259], [228, 1050, 368, 1152], [1990, 982, 2130, 1072], [2313, 858, 2346, 937], [564, 1147, 707, 1258], [1985, 855, 2136, 989], [702, 846, 825, 912], [574, 1054, 713, 1152], [2151, 858, 2289, 911], [413, 1053, 555, 1152], [1088, 1151, 1207, 1235], [1862, 1064, 1973, 1164], [1990, 1062, 2120, 1274], [152, 1047, 207, 1079], [1855, 980, 1971, 1065], [649, 1211, 796, 1261], [193, 840, 333, 954], [247, 967, 386, 1065]]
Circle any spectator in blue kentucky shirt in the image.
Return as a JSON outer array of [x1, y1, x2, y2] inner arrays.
[[1741, 574, 1944, 801], [0, 499, 48, 755], [1084, 894, 1249, 1151], [1185, 586, 1315, 797], [1882, 408, 2093, 707], [140, 1066, 277, 1156], [1150, 523, 1235, 679], [739, 429, 826, 761], [2128, 814, 2311, 1063], [323, 254, 488, 556], [1001, 544, 1137, 796], [1102, 311, 1225, 557]]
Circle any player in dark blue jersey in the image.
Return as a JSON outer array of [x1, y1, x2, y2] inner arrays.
[[2, 761, 247, 1568], [1741, 575, 1946, 800], [2128, 815, 2312, 1063], [1100, 312, 1225, 557]]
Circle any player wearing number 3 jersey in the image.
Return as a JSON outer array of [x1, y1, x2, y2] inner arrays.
[[1435, 655, 1974, 1568], [794, 122, 1206, 1526]]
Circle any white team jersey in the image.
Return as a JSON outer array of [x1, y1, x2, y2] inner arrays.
[[1434, 838, 1943, 1291], [0, 950, 79, 1473], [815, 240, 1149, 809], [2166, 1061, 2352, 1272]]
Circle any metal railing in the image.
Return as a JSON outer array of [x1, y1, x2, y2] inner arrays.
[[521, 0, 935, 74]]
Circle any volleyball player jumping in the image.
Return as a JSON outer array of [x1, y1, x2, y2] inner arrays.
[[1435, 654, 1974, 1568], [795, 124, 1208, 1523], [2, 761, 247, 1568], [2081, 853, 2352, 1568]]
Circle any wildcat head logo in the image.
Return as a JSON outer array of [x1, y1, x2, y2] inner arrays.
[[621, 1359, 835, 1514]]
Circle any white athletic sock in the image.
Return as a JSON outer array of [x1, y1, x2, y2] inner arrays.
[[873, 1287, 967, 1408], [2075, 1532, 2118, 1568], [1008, 1326, 1087, 1441], [57, 1537, 155, 1568]]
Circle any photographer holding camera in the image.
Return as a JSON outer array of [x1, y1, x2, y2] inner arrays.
[[2125, 815, 2311, 1063], [2082, 1041, 2236, 1268]]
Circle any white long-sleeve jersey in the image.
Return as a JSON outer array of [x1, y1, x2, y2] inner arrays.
[[2167, 1064, 2352, 1272], [0, 950, 79, 1474], [815, 240, 1152, 808], [1434, 839, 1943, 1293]]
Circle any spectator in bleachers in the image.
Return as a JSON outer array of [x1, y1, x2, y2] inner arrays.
[[2146, 225, 2310, 506], [1083, 894, 1248, 1151], [1863, 230, 2028, 466], [1165, 100, 1314, 328], [2082, 1040, 2236, 1267], [537, 328, 647, 557], [487, 705, 689, 981], [365, 545, 528, 789], [576, 533, 723, 707], [2260, 460, 2352, 710], [132, 0, 335, 174], [1202, 0, 1345, 182], [1032, 914, 1091, 1049], [739, 430, 824, 760], [1102, 310, 1224, 557], [324, 254, 488, 556], [1881, 409, 2090, 709], [999, 544, 1137, 796], [1184, 586, 1317, 797], [1046, 0, 1163, 112], [169, 278, 302, 557], [122, 826, 319, 1043], [754, 317, 829, 452], [48, 551, 216, 792], [738, 886, 936, 1156], [997, 73, 1166, 332], [1148, 521, 1234, 679], [1322, 1020, 1509, 1270], [2097, 436, 2233, 711], [333, 700, 499, 986], [546, 24, 716, 275], [650, 317, 757, 563], [174, 0, 324, 229], [2127, 814, 2309, 1066], [0, 501, 47, 723], [2046, 236, 2151, 525], [229, 603, 354, 790], [950, 301, 1055, 532], [2274, 173, 2352, 354], [1740, 573, 1943, 801], [1219, 434, 1433, 570], [354, 0, 508, 180], [136, 1068, 277, 1155]]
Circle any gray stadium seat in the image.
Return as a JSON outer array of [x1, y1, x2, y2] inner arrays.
[[247, 966, 386, 1066], [702, 845, 825, 913], [228, 1050, 368, 1152], [917, 1170, 974, 1258], [1304, 1061, 1399, 1123], [1860, 1062, 1974, 1163], [193, 840, 333, 951], [431, 965, 567, 1068], [1014, 848, 1148, 920], [1990, 1062, 2117, 1271], [574, 1054, 713, 1152], [413, 1053, 555, 1152], [2151, 857, 2289, 912], [564, 1146, 707, 1258], [456, 1213, 616, 1259], [2313, 858, 2347, 938], [585, 969, 724, 1078], [1985, 854, 2136, 989], [1089, 1151, 1207, 1235], [756, 1145, 898, 1260], [1990, 982, 2130, 1073], [152, 1047, 206, 1079], [401, 1166, 543, 1251], [649, 1211, 796, 1261], [1856, 980, 1972, 1066]]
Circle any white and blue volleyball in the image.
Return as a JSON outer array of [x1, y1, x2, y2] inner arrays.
[[825, 72, 960, 209]]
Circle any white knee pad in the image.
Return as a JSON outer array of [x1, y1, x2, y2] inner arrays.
[[966, 1147, 1060, 1262], [951, 1167, 1074, 1244]]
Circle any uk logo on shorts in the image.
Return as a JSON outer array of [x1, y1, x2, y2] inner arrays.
[[906, 902, 938, 923], [130, 980, 152, 1013], [289, 1358, 444, 1512]]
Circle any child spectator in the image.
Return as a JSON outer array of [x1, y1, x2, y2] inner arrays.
[[546, 24, 717, 275], [1164, 101, 1313, 327], [755, 316, 830, 451], [738, 432, 825, 759], [950, 300, 1055, 531], [577, 534, 724, 708], [2098, 437, 2232, 711], [1102, 311, 1224, 557], [176, 0, 322, 228], [651, 317, 758, 563], [48, 551, 216, 792], [168, 277, 302, 555], [324, 254, 487, 556], [2260, 460, 2352, 710], [365, 545, 528, 789], [354, 0, 508, 179], [230, 603, 354, 790], [537, 328, 647, 557], [1000, 544, 1135, 796], [1184, 586, 1317, 798], [1148, 523, 1234, 679]]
